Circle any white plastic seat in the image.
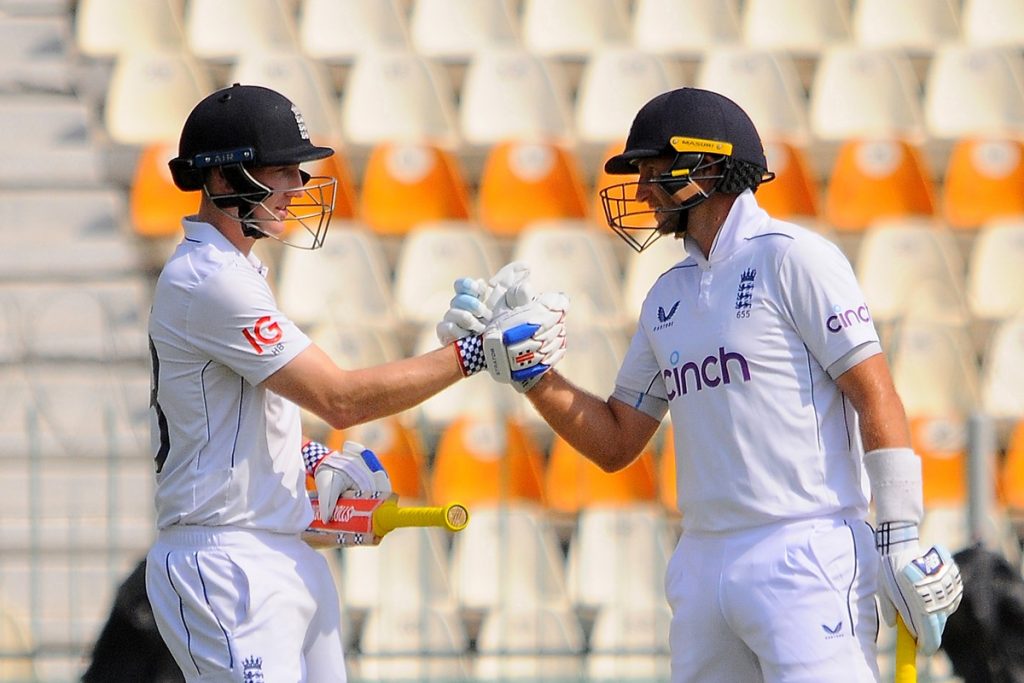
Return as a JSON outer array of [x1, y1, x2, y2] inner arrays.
[[298, 0, 408, 62], [392, 221, 501, 326], [75, 0, 184, 57], [851, 0, 960, 52], [741, 0, 851, 55], [575, 48, 681, 146], [228, 51, 341, 143], [631, 0, 741, 57], [185, 0, 297, 61], [474, 604, 586, 681], [809, 47, 925, 142], [889, 319, 981, 419], [980, 315, 1024, 420], [520, 0, 630, 60], [409, 0, 519, 62], [565, 504, 674, 611], [459, 48, 574, 147], [340, 49, 459, 148], [622, 236, 687, 321], [966, 219, 1024, 321], [695, 48, 810, 144], [961, 0, 1024, 47], [924, 45, 1024, 139], [275, 223, 399, 330], [104, 49, 212, 145], [449, 503, 571, 613], [586, 603, 672, 681], [356, 602, 471, 681]]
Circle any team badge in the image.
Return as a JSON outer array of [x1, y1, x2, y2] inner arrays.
[[243, 655, 265, 682], [735, 268, 756, 318]]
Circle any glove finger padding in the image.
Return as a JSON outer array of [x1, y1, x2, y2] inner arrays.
[[436, 278, 491, 345], [484, 261, 531, 313], [879, 544, 964, 655], [313, 441, 392, 523], [483, 291, 568, 386]]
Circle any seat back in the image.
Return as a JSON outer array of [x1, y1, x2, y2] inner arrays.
[[943, 138, 1024, 230], [545, 436, 657, 514]]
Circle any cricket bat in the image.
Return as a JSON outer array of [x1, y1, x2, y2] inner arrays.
[[894, 615, 917, 683], [302, 492, 470, 548]]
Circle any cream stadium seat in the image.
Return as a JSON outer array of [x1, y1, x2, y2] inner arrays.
[[520, 0, 630, 60], [621, 234, 686, 321], [75, 0, 184, 57], [965, 219, 1024, 321], [474, 604, 586, 681], [961, 0, 1024, 47], [357, 602, 471, 681], [409, 0, 519, 64], [889, 319, 981, 420], [851, 0, 960, 52], [185, 0, 297, 62], [631, 0, 741, 57], [979, 315, 1024, 421], [741, 0, 850, 56], [924, 45, 1024, 140], [586, 603, 672, 681], [298, 0, 408, 63]]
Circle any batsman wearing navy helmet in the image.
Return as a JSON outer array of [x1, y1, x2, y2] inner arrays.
[[146, 84, 567, 681], [446, 87, 965, 681]]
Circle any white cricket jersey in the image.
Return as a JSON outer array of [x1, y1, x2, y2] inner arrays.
[[148, 219, 313, 533], [616, 191, 879, 534]]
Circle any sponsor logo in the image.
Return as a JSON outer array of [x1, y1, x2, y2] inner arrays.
[[242, 316, 284, 355], [822, 621, 844, 640], [332, 505, 356, 523], [663, 347, 751, 399], [735, 268, 756, 318], [243, 655, 264, 682], [912, 547, 944, 576], [654, 301, 680, 331], [825, 303, 872, 333], [513, 350, 535, 367]]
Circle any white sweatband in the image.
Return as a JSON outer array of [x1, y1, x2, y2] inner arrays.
[[863, 447, 924, 525]]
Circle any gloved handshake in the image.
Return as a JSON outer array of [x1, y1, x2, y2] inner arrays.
[[438, 261, 568, 393]]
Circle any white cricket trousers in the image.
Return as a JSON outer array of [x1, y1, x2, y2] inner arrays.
[[146, 526, 346, 682], [666, 514, 881, 683]]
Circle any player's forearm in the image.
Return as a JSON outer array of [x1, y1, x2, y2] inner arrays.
[[835, 354, 912, 451]]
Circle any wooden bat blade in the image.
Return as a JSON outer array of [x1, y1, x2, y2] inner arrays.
[[895, 615, 917, 683]]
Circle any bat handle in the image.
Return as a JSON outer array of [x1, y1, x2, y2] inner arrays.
[[371, 501, 470, 537], [894, 615, 917, 683]]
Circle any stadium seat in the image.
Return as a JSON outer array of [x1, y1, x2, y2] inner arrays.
[[392, 221, 500, 327], [854, 219, 968, 325], [1, 15, 74, 94], [520, 0, 630, 60], [851, 0, 960, 52], [586, 603, 672, 682], [621, 234, 686, 321], [104, 49, 211, 145], [449, 502, 570, 612], [590, 139, 659, 234], [575, 48, 681, 147], [185, 0, 297, 62], [756, 141, 820, 219], [965, 219, 1024, 321], [824, 139, 936, 232], [923, 45, 1024, 140], [942, 138, 1024, 230], [474, 604, 586, 681], [275, 222, 399, 330], [129, 142, 197, 238], [478, 143, 590, 237], [631, 0, 741, 57], [565, 504, 674, 610], [961, 0, 1024, 46], [509, 221, 626, 326], [358, 143, 471, 237], [545, 436, 658, 514], [298, 0, 408, 63], [741, 0, 850, 55], [358, 602, 470, 681], [459, 48, 574, 147], [659, 425, 678, 512], [999, 420, 1024, 514], [75, 0, 184, 57], [340, 50, 459, 149], [409, 0, 519, 63], [695, 48, 811, 144], [328, 418, 428, 502], [889, 318, 981, 420], [430, 416, 547, 507], [0, 598, 34, 681], [910, 416, 969, 509], [979, 315, 1024, 421], [809, 47, 925, 142]]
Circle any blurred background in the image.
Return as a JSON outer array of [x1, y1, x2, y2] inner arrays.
[[1, 0, 1023, 681]]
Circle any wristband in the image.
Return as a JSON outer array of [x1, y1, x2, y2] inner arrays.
[[864, 447, 924, 525], [454, 335, 486, 376], [301, 440, 331, 476]]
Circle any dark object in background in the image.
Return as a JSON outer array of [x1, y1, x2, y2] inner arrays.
[[81, 559, 183, 683], [940, 544, 1024, 683]]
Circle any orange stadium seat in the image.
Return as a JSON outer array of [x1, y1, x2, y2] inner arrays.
[[544, 435, 657, 514], [129, 143, 199, 238], [478, 141, 589, 237], [757, 141, 820, 219], [910, 416, 969, 509], [999, 420, 1024, 513], [942, 137, 1024, 230], [325, 417, 428, 501], [430, 416, 547, 507], [824, 138, 936, 232], [359, 142, 471, 237], [591, 139, 658, 235]]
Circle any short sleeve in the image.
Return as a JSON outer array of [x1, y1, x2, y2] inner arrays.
[[187, 267, 311, 386], [615, 322, 668, 403], [778, 234, 879, 371]]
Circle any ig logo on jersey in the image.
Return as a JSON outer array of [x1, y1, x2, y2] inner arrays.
[[242, 316, 285, 355]]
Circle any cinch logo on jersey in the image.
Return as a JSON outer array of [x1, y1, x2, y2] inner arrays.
[[242, 316, 284, 355], [654, 301, 680, 331], [825, 303, 872, 333], [663, 347, 751, 399]]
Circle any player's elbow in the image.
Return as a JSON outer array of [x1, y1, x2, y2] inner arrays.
[[593, 445, 643, 473]]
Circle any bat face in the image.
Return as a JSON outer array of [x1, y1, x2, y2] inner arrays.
[[303, 492, 390, 547]]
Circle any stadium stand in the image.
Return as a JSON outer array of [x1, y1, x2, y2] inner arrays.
[[298, 0, 409, 64], [943, 138, 1024, 230]]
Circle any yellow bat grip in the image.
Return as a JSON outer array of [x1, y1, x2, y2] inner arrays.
[[895, 615, 917, 683], [371, 500, 470, 537]]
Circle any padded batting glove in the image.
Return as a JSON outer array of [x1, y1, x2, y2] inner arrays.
[[437, 261, 533, 345], [302, 440, 392, 524], [482, 291, 569, 393], [875, 521, 964, 655]]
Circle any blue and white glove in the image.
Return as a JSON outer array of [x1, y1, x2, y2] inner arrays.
[[303, 440, 392, 523], [437, 261, 533, 345], [875, 521, 964, 655], [482, 291, 568, 393]]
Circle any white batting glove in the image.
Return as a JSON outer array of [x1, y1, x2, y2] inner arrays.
[[875, 522, 964, 655], [482, 291, 568, 393], [436, 261, 533, 345], [311, 441, 392, 523]]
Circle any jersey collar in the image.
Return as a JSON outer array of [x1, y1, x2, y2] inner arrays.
[[181, 217, 269, 278], [682, 190, 769, 267]]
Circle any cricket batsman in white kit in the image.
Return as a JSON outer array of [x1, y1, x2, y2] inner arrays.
[[145, 84, 567, 682], [445, 87, 965, 681]]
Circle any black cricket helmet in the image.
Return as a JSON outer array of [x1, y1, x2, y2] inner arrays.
[[600, 87, 775, 252], [169, 83, 338, 249]]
